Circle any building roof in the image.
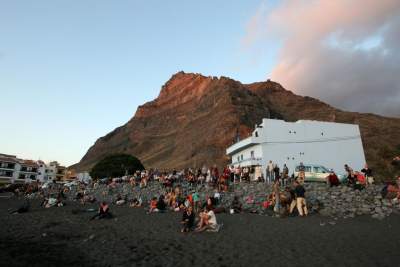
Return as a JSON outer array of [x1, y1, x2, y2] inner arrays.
[[0, 155, 19, 163], [20, 160, 39, 167]]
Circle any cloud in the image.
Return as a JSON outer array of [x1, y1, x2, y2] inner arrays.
[[243, 0, 400, 117]]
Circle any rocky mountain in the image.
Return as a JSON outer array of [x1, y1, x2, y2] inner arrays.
[[72, 72, 400, 180]]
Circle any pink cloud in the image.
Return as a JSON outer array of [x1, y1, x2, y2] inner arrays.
[[243, 0, 400, 117]]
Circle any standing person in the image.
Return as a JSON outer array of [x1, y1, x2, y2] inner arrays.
[[211, 165, 219, 185], [288, 181, 298, 216], [282, 164, 289, 186], [273, 164, 280, 182], [267, 161, 274, 184], [273, 179, 280, 213], [242, 166, 250, 182], [234, 166, 241, 183], [206, 168, 212, 184], [298, 162, 305, 184], [229, 165, 235, 183], [255, 165, 262, 182], [361, 164, 374, 185], [294, 180, 308, 216], [201, 165, 208, 177]]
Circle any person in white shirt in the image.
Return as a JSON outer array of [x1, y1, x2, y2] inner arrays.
[[267, 160, 274, 183], [195, 206, 218, 232]]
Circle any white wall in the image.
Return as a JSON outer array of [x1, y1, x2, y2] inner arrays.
[[231, 144, 262, 165], [227, 119, 366, 176]]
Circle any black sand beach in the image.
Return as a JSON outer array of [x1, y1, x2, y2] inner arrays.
[[1, 197, 400, 267]]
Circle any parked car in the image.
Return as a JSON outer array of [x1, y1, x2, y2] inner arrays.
[[294, 164, 346, 183]]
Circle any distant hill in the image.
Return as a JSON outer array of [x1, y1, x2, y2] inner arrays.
[[71, 72, 400, 180]]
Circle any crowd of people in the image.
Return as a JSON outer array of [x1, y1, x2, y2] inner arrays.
[[3, 160, 400, 234]]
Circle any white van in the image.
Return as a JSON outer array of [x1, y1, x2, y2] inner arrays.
[[294, 164, 346, 183]]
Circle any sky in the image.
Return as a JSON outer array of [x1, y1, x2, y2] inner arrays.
[[1, 0, 399, 166]]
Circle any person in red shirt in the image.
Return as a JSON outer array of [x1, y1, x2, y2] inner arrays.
[[327, 170, 340, 187], [385, 176, 400, 200], [354, 171, 366, 190], [149, 197, 158, 213], [90, 201, 112, 220]]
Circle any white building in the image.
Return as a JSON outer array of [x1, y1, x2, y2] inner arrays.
[[226, 119, 366, 178], [0, 154, 67, 184], [0, 154, 19, 183], [37, 161, 65, 182], [0, 154, 39, 184]]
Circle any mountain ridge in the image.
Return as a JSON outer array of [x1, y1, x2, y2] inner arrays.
[[71, 72, 400, 180]]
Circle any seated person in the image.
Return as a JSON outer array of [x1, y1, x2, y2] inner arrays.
[[192, 191, 200, 213], [202, 197, 215, 211], [10, 200, 30, 214], [213, 190, 221, 205], [130, 197, 142, 207], [327, 170, 340, 187], [384, 176, 400, 200], [230, 196, 242, 214], [156, 195, 167, 212], [262, 194, 272, 209], [45, 197, 58, 208], [149, 197, 158, 213], [115, 194, 126, 206], [196, 206, 218, 232], [354, 171, 366, 190], [181, 206, 195, 233], [90, 201, 112, 220], [82, 194, 96, 204]]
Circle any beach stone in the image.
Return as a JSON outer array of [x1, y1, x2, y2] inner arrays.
[[372, 213, 385, 220], [375, 207, 383, 213], [320, 208, 333, 217]]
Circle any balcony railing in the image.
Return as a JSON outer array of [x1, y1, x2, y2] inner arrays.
[[231, 157, 263, 165]]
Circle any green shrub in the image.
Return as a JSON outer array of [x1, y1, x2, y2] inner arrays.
[[90, 154, 145, 179]]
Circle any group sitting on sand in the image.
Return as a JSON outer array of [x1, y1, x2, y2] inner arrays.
[[5, 160, 400, 235]]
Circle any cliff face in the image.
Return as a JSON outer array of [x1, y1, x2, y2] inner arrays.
[[72, 72, 400, 179]]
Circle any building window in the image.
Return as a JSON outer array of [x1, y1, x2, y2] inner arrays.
[[6, 163, 15, 169], [251, 151, 255, 159], [255, 131, 258, 137], [19, 174, 25, 179], [237, 156, 240, 162], [21, 167, 27, 172], [241, 154, 243, 160], [0, 170, 13, 177]]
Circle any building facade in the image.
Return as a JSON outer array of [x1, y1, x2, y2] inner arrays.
[[226, 119, 366, 179], [0, 154, 19, 183], [0, 153, 67, 184]]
